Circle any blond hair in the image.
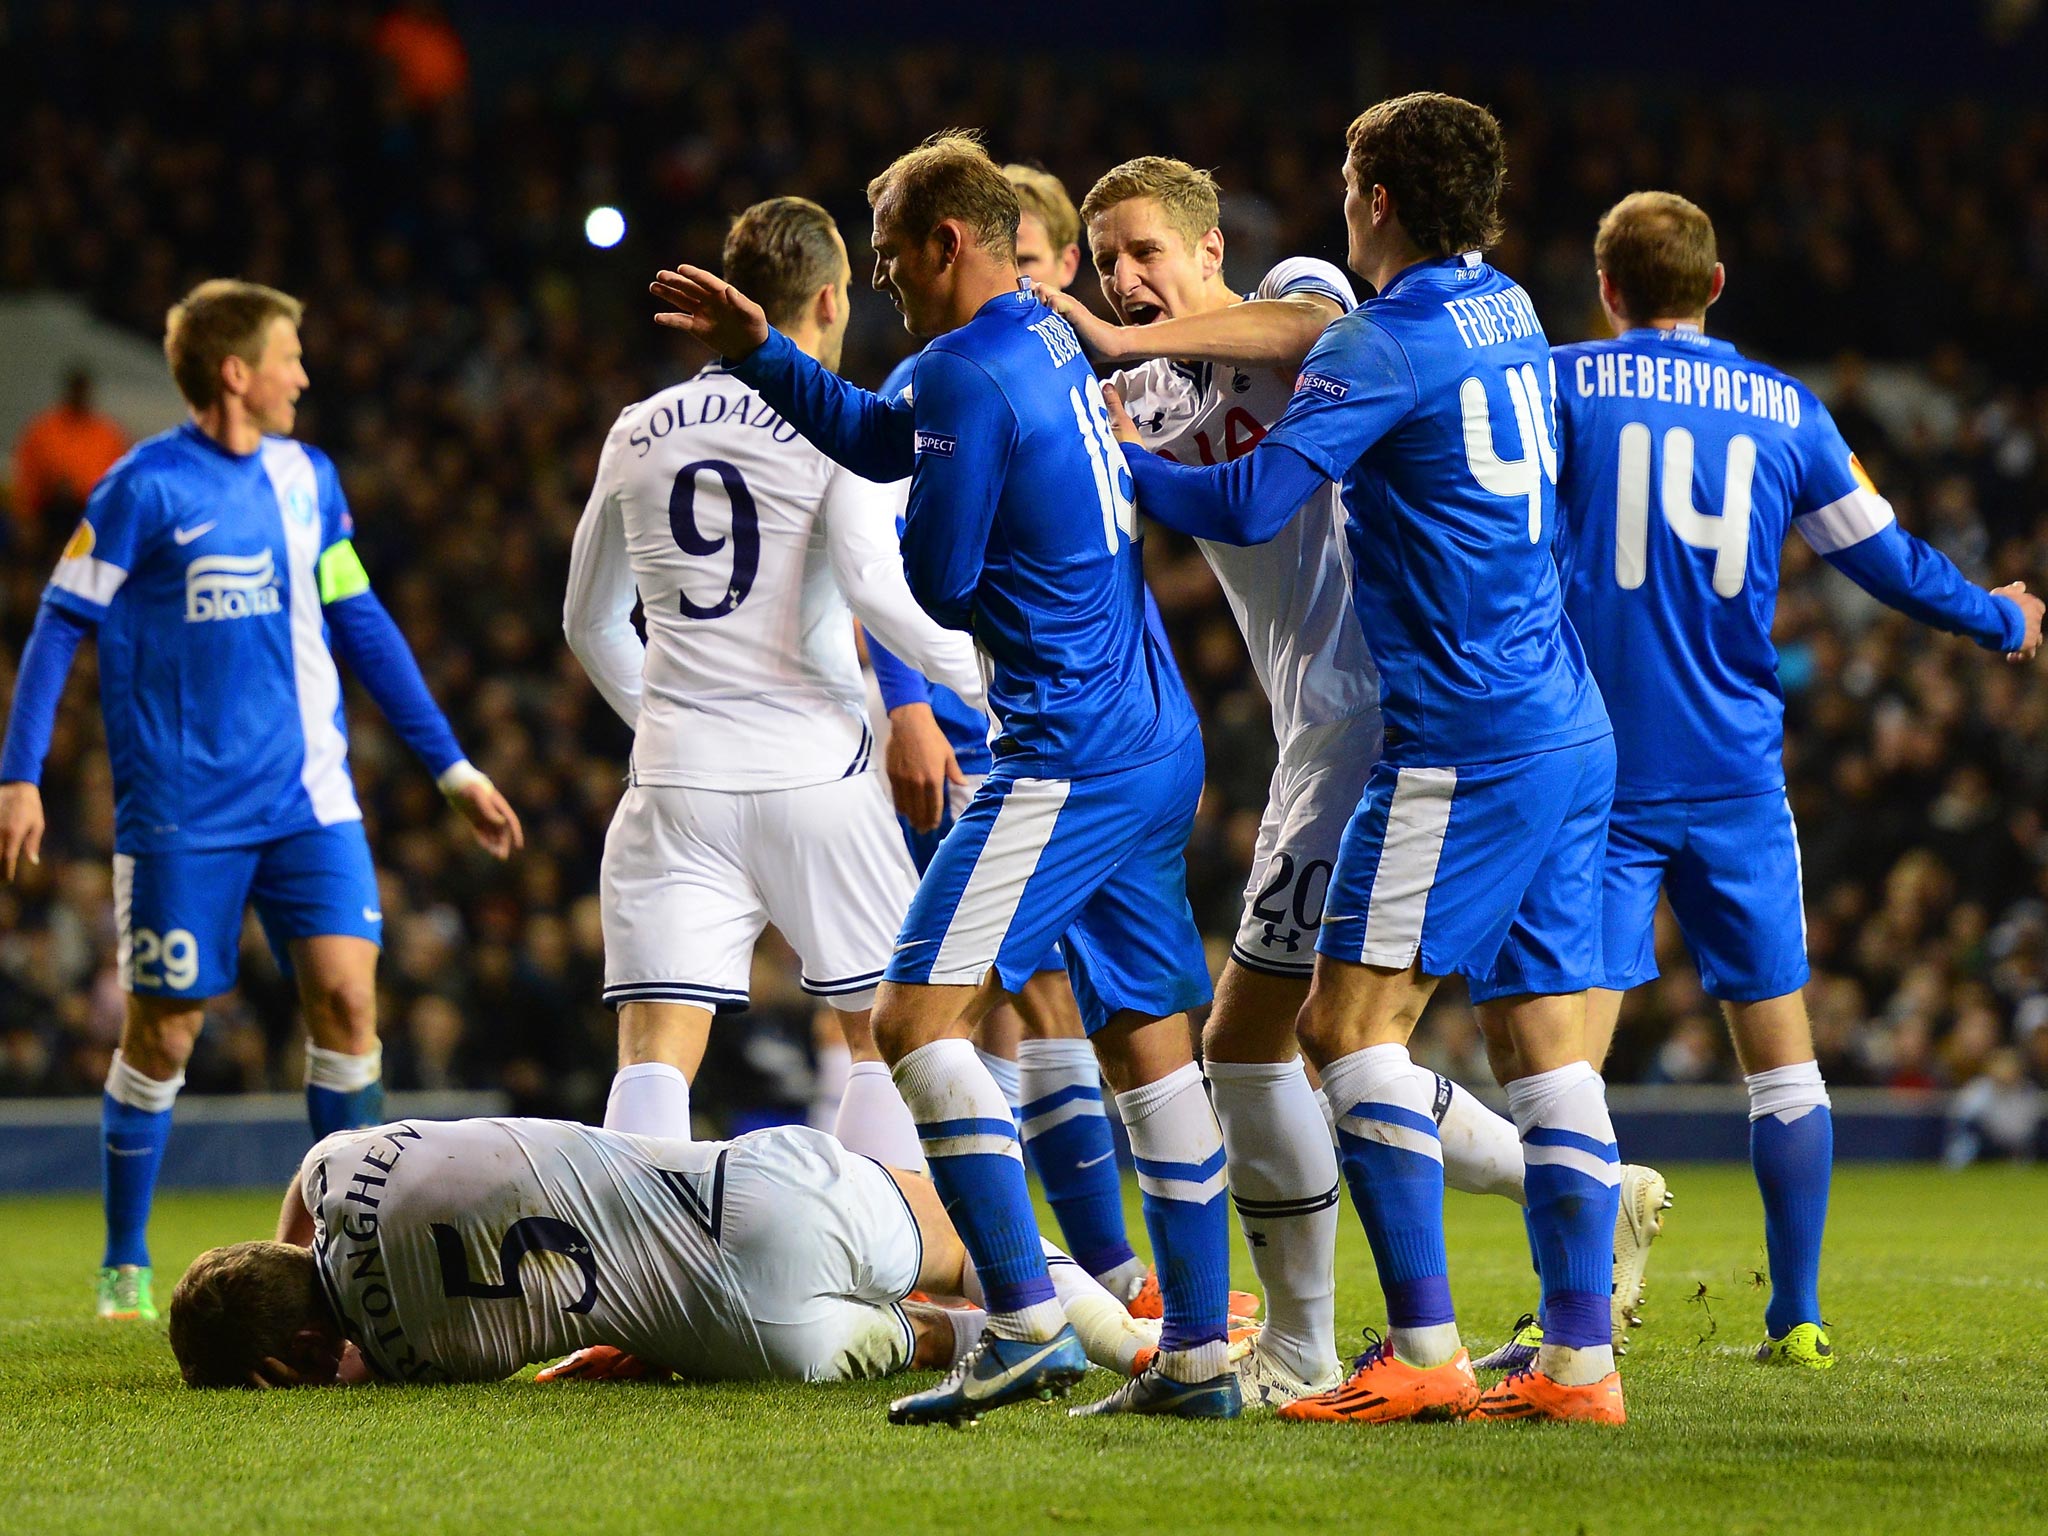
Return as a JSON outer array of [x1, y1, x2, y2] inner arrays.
[[1080, 157, 1222, 247], [1002, 164, 1080, 253], [168, 1241, 322, 1388], [1595, 191, 1719, 321], [867, 130, 1019, 261], [164, 279, 304, 410]]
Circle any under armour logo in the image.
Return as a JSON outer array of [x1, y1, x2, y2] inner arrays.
[[1261, 923, 1302, 952], [1145, 408, 1167, 433]]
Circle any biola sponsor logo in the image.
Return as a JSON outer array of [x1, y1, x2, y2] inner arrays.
[[1295, 372, 1349, 401], [914, 430, 956, 457], [185, 549, 283, 622]]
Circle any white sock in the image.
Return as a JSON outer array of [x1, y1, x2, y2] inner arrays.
[[809, 1040, 852, 1131], [1746, 1060, 1830, 1124], [976, 1047, 1022, 1119], [603, 1062, 691, 1138], [1116, 1061, 1231, 1383], [304, 1043, 382, 1092], [1207, 1058, 1340, 1383], [1045, 1239, 1154, 1374], [835, 1060, 928, 1173], [1315, 1087, 1337, 1141], [106, 1049, 183, 1111], [1430, 1070, 1526, 1203]]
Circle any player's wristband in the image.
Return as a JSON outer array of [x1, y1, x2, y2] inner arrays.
[[436, 759, 491, 798]]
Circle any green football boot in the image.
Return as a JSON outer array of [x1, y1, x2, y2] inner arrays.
[[1755, 1321, 1833, 1369], [96, 1264, 158, 1322]]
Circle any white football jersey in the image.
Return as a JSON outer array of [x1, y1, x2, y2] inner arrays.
[[1114, 259, 1380, 754], [304, 1119, 762, 1383], [566, 364, 985, 792]]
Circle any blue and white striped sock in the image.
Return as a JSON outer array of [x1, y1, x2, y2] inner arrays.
[[1118, 1062, 1231, 1382], [1507, 1061, 1621, 1371], [306, 1043, 385, 1139], [1018, 1038, 1138, 1286], [894, 1038, 1062, 1341], [1748, 1061, 1832, 1338], [1322, 1043, 1459, 1366], [102, 1050, 180, 1269]]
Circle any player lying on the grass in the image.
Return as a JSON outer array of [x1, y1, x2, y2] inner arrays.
[[1037, 155, 1668, 1408], [564, 195, 985, 1187], [168, 1117, 1162, 1390], [863, 163, 1159, 1315], [653, 133, 1238, 1424], [1109, 94, 1629, 1425], [1487, 189, 2042, 1376], [0, 280, 522, 1327]]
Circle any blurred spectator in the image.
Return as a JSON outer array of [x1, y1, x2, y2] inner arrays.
[[1943, 1048, 2043, 1166], [373, 3, 469, 110], [9, 368, 126, 547]]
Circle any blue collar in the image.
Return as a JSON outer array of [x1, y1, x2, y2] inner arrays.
[[1377, 251, 1486, 300], [1622, 325, 1731, 353]]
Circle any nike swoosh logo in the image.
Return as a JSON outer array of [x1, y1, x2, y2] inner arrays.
[[963, 1338, 1072, 1403], [892, 938, 936, 954], [362, 908, 383, 922], [172, 522, 217, 545], [1077, 1151, 1114, 1169], [105, 1144, 153, 1157]]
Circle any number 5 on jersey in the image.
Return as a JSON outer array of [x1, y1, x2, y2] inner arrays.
[[1071, 384, 1138, 553]]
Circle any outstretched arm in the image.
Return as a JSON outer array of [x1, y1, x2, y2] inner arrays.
[[1806, 517, 2040, 658], [1042, 287, 1346, 372], [1108, 376, 1327, 547], [652, 265, 914, 481]]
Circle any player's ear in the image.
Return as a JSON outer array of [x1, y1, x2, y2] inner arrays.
[[815, 281, 841, 330], [287, 1324, 344, 1384], [1199, 227, 1225, 280], [1057, 243, 1081, 291], [1706, 263, 1726, 309], [219, 353, 251, 401], [931, 220, 965, 270]]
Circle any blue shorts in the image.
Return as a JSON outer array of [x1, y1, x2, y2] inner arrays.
[[896, 776, 1065, 978], [113, 822, 383, 999], [887, 734, 1212, 1032], [1601, 789, 1809, 1003], [1317, 736, 1615, 1006]]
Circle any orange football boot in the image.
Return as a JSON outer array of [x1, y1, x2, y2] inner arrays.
[[1469, 1367, 1625, 1425], [1125, 1268, 1260, 1325], [1129, 1320, 1263, 1378], [1277, 1334, 1480, 1424], [535, 1346, 673, 1384]]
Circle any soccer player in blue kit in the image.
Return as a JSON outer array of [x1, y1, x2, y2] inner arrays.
[[0, 281, 522, 1323], [1111, 93, 1631, 1424], [1546, 192, 2042, 1370], [864, 164, 1158, 1317], [651, 134, 1237, 1424]]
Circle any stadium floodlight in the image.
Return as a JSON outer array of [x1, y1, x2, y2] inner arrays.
[[584, 206, 627, 249]]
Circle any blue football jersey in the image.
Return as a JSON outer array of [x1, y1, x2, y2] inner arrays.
[[1553, 326, 2022, 801], [865, 347, 995, 774], [1260, 254, 1608, 767], [733, 289, 1198, 779], [41, 423, 363, 852]]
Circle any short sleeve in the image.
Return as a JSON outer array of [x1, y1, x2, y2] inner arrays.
[[1256, 257, 1356, 313], [1789, 396, 1896, 555], [1260, 312, 1419, 483], [44, 462, 155, 622]]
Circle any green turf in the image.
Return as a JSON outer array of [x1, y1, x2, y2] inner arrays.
[[4, 1165, 2045, 1535]]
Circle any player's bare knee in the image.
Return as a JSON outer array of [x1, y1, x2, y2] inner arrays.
[[302, 973, 377, 1052], [121, 998, 205, 1078]]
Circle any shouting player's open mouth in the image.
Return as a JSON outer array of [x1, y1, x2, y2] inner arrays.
[[1122, 301, 1164, 325]]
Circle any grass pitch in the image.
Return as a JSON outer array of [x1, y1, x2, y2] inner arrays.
[[4, 1164, 2045, 1536]]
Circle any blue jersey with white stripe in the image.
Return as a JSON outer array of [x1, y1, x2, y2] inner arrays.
[[1260, 255, 1608, 767], [1553, 327, 2023, 801], [732, 289, 1198, 780], [41, 423, 362, 852]]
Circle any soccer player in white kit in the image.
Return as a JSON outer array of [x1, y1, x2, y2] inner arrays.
[[166, 1117, 1156, 1390], [564, 197, 984, 1164], [1048, 159, 1663, 1404]]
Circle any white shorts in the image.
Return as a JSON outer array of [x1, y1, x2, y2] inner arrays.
[[600, 772, 918, 1013], [720, 1125, 922, 1382], [1231, 715, 1382, 979]]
